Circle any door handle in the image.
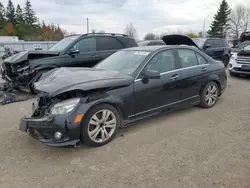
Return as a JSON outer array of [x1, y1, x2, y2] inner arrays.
[[170, 74, 179, 80], [201, 67, 207, 72], [92, 55, 99, 59]]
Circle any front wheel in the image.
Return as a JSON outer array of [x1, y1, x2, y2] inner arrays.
[[200, 82, 219, 108], [81, 104, 120, 147]]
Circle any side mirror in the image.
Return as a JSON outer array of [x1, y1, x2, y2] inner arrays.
[[68, 49, 80, 56], [204, 44, 212, 49], [143, 70, 160, 79]]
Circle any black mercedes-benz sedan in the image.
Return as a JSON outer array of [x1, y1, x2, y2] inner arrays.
[[19, 43, 227, 147]]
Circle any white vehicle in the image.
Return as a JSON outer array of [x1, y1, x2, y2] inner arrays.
[[229, 32, 250, 77]]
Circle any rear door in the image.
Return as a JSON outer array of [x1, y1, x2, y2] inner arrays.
[[204, 39, 224, 60], [212, 39, 225, 60], [97, 36, 125, 63], [204, 39, 215, 58], [176, 48, 210, 100], [63, 37, 100, 67]]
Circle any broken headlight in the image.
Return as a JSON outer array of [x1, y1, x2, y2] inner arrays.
[[50, 98, 80, 115]]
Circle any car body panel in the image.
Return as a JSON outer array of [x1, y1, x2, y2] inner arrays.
[[34, 67, 134, 97]]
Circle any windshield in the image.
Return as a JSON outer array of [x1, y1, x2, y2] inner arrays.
[[49, 36, 80, 51], [192, 38, 206, 48], [138, 41, 149, 46], [95, 50, 150, 75], [243, 45, 250, 51]]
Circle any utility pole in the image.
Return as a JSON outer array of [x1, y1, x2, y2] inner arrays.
[[87, 18, 89, 33], [203, 15, 210, 37]]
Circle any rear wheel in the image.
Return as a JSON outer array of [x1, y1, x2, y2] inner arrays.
[[200, 82, 219, 108], [81, 104, 120, 147]]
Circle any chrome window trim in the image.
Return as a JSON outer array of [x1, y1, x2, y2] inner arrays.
[[128, 95, 199, 118], [134, 64, 210, 82], [134, 48, 210, 82]]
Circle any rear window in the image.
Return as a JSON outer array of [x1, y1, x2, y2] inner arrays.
[[213, 39, 223, 47], [97, 37, 124, 51], [222, 40, 229, 47], [192, 38, 206, 48]]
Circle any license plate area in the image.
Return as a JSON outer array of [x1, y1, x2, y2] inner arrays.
[[241, 65, 250, 70]]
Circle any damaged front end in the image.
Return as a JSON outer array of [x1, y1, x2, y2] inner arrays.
[[19, 90, 88, 147], [1, 50, 59, 92]]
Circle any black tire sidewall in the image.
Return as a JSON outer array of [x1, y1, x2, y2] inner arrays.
[[200, 82, 219, 108], [81, 103, 121, 147]]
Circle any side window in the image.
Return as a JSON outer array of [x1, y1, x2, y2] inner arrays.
[[214, 39, 223, 47], [72, 38, 96, 52], [145, 50, 175, 73], [222, 40, 229, 47], [205, 39, 214, 48], [196, 53, 208, 65], [97, 37, 124, 51], [177, 49, 198, 68]]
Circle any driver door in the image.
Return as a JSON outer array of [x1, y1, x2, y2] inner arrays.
[[63, 37, 100, 67], [133, 49, 182, 116]]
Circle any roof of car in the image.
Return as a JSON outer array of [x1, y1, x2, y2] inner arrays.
[[123, 45, 199, 52]]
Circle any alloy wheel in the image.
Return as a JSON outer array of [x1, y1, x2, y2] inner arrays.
[[87, 109, 117, 143], [205, 84, 218, 106]]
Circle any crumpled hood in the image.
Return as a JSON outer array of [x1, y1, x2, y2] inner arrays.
[[3, 50, 59, 64], [34, 67, 134, 97]]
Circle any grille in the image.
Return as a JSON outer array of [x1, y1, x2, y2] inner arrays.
[[236, 56, 250, 64], [233, 67, 250, 72]]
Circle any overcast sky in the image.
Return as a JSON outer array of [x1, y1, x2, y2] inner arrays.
[[1, 0, 249, 39]]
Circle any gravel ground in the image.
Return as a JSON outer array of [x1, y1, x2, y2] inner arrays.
[[0, 74, 250, 188]]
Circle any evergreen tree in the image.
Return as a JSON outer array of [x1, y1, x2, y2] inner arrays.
[[6, 0, 15, 24], [16, 4, 24, 24], [0, 2, 6, 31], [24, 0, 37, 25], [0, 2, 5, 21], [207, 0, 231, 38]]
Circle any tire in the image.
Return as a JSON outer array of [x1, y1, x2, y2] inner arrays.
[[81, 104, 121, 147], [200, 81, 219, 108], [29, 69, 50, 94], [222, 55, 229, 68]]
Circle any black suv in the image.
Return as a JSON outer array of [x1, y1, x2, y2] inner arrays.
[[192, 38, 231, 67], [1, 33, 138, 93]]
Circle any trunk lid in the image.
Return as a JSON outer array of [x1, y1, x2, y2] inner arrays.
[[162, 34, 199, 48]]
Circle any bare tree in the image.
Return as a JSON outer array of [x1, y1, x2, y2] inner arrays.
[[91, 29, 96, 34], [144, 33, 157, 40], [229, 4, 250, 40], [124, 23, 137, 39]]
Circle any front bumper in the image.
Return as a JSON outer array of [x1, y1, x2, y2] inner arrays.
[[229, 68, 250, 75], [19, 115, 81, 147], [229, 58, 250, 75]]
